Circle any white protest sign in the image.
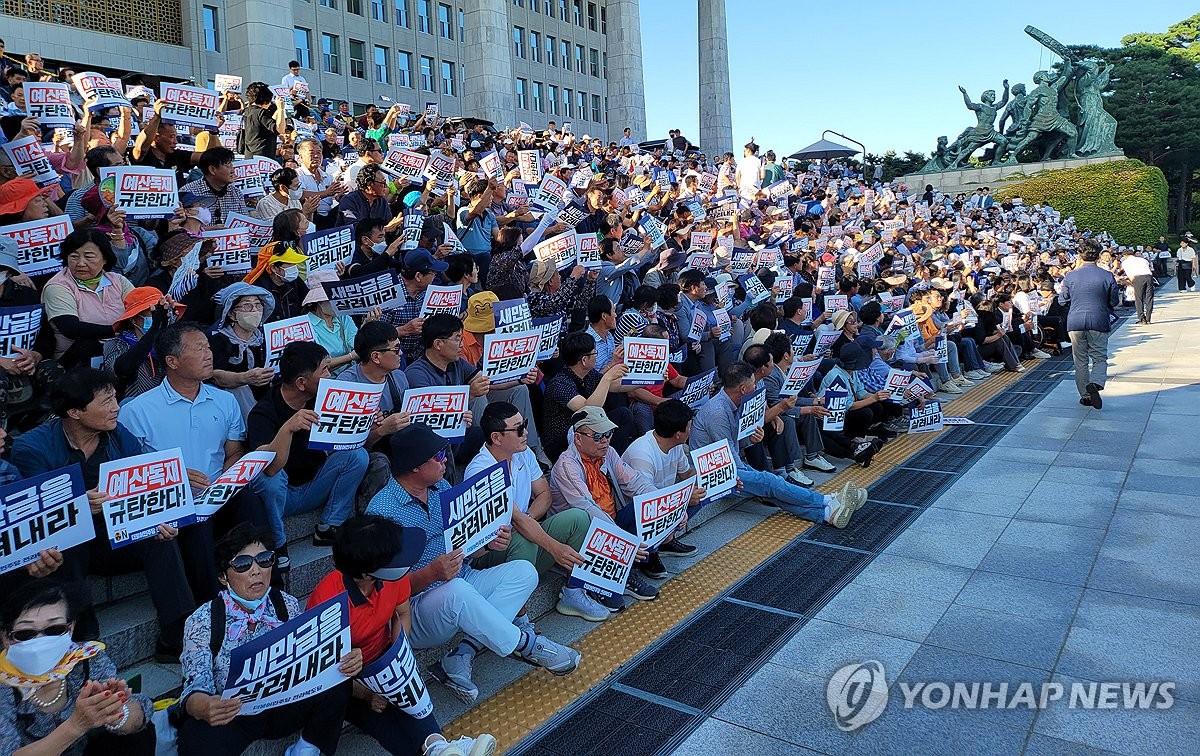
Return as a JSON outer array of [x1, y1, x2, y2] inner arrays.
[[160, 83, 219, 129], [775, 275, 795, 304], [482, 329, 541, 384], [324, 271, 405, 316], [941, 416, 975, 425], [534, 230, 578, 271], [24, 83, 74, 127], [71, 72, 130, 108], [402, 386, 470, 441], [885, 368, 913, 402], [222, 594, 352, 715], [2, 136, 59, 187], [214, 74, 242, 94], [191, 451, 275, 523], [106, 167, 179, 219], [531, 174, 569, 212], [357, 632, 433, 719], [263, 317, 316, 372], [780, 357, 822, 396], [622, 337, 669, 386], [99, 449, 194, 549], [737, 386, 767, 441], [231, 160, 264, 198], [812, 331, 841, 358], [226, 212, 274, 250], [418, 285, 462, 318], [577, 232, 601, 270], [690, 438, 737, 504], [0, 216, 72, 276], [687, 308, 707, 343], [569, 518, 638, 598], [517, 150, 542, 185], [309, 379, 384, 451], [909, 400, 944, 433], [714, 308, 732, 342], [442, 461, 512, 555], [202, 228, 253, 273], [634, 477, 694, 549], [0, 466, 95, 576], [824, 295, 849, 313]]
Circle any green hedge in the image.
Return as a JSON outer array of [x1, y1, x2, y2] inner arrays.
[[995, 159, 1168, 245]]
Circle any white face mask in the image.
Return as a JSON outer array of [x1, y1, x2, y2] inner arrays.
[[288, 187, 304, 201], [280, 265, 300, 282], [306, 222, 317, 235], [371, 240, 388, 255], [234, 311, 263, 331], [0, 272, 9, 285], [6, 633, 74, 677]]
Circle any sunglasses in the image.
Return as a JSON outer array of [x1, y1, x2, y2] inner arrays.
[[581, 429, 615, 443], [227, 550, 276, 573], [500, 420, 528, 436], [431, 449, 448, 464], [9, 623, 71, 642]]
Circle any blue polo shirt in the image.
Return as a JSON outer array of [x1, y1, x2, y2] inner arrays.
[[120, 378, 246, 480], [366, 478, 471, 593]]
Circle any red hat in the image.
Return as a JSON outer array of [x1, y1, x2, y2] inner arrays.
[[0, 179, 53, 215]]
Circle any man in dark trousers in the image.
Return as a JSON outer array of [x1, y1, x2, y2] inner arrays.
[[1059, 240, 1122, 409]]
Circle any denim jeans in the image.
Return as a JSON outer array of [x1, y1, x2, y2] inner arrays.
[[251, 448, 369, 549], [957, 337, 984, 371], [730, 460, 826, 521]]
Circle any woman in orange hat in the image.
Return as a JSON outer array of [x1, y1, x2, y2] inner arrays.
[[0, 178, 59, 226], [100, 287, 180, 400]]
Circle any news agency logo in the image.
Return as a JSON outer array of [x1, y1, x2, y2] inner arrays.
[[826, 661, 888, 732]]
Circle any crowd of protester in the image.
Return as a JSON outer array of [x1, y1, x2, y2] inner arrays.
[[0, 49, 1181, 755]]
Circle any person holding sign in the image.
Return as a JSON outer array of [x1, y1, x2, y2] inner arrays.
[[467, 403, 608, 623], [760, 333, 838, 480], [0, 581, 156, 755], [101, 286, 179, 400], [179, 147, 248, 226], [131, 98, 199, 186], [248, 342, 370, 560], [306, 515, 498, 756], [816, 342, 898, 467], [244, 239, 309, 322], [366, 424, 581, 704], [691, 362, 866, 528], [177, 524, 356, 756], [41, 229, 136, 367]]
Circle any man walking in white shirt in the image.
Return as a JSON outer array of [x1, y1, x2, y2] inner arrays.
[[1121, 249, 1155, 324]]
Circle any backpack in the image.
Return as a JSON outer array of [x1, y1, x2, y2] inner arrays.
[[208, 589, 290, 658]]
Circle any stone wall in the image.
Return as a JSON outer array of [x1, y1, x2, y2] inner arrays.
[[902, 155, 1126, 196]]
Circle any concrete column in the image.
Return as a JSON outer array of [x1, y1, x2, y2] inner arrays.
[[605, 0, 647, 143], [462, 0, 515, 128], [224, 0, 294, 85], [698, 0, 733, 157]]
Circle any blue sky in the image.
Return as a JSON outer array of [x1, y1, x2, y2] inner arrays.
[[640, 1, 1187, 159]]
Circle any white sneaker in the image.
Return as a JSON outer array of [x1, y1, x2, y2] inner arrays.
[[953, 376, 975, 387], [1016, 365, 1026, 372], [967, 370, 990, 380], [940, 381, 964, 394], [985, 361, 1005, 373], [803, 454, 837, 472], [426, 735, 499, 756], [1032, 349, 1052, 359], [787, 468, 814, 486], [1059, 342, 1072, 349]]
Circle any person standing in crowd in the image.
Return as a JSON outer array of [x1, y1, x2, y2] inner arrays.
[[1177, 234, 1196, 292], [1059, 239, 1122, 409], [1120, 246, 1155, 324]]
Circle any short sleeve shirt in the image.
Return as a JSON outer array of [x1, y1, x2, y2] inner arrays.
[[307, 571, 411, 664], [246, 384, 324, 486], [542, 369, 603, 456], [464, 445, 542, 515]]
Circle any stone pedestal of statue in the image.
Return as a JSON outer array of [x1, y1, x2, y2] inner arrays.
[[901, 154, 1126, 197]]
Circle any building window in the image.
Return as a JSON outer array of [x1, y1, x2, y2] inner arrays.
[[600, 5, 605, 34], [319, 0, 336, 8], [587, 2, 595, 31], [371, 0, 386, 22], [512, 0, 521, 5], [441, 60, 456, 96], [417, 0, 431, 33], [321, 33, 340, 74], [572, 0, 581, 26], [516, 78, 527, 110], [548, 84, 558, 116], [557, 0, 567, 21], [438, 3, 452, 38], [202, 6, 220, 52], [576, 90, 585, 120], [603, 50, 607, 79], [397, 51, 412, 87], [395, 0, 409, 27], [546, 35, 555, 66], [591, 93, 601, 122], [347, 0, 362, 15], [532, 81, 543, 112], [294, 28, 312, 68], [420, 55, 434, 91], [530, 30, 540, 62], [543, 0, 552, 15], [458, 8, 464, 40], [563, 87, 572, 118], [575, 44, 584, 73], [561, 40, 570, 70], [513, 26, 524, 58], [374, 45, 389, 83], [349, 40, 365, 78], [589, 47, 598, 77]]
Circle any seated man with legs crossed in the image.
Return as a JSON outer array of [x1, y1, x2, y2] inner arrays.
[[367, 423, 580, 704], [465, 402, 609, 623]]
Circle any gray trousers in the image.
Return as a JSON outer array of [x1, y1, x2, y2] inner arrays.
[[1069, 330, 1109, 397]]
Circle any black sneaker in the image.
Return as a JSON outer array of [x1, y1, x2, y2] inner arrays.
[[595, 589, 626, 613], [1086, 382, 1103, 410], [638, 552, 668, 579], [313, 524, 337, 547], [624, 571, 660, 601], [658, 537, 697, 556]]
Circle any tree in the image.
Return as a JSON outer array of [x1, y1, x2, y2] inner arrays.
[[865, 150, 928, 183]]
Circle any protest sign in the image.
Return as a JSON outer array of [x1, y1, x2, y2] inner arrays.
[[822, 379, 850, 431], [577, 232, 601, 270], [879, 294, 905, 315], [533, 230, 577, 271], [0, 216, 72, 276], [71, 72, 130, 108], [191, 451, 275, 523], [677, 368, 716, 411], [824, 294, 849, 313], [621, 337, 669, 386], [906, 375, 937, 402], [401, 386, 470, 441], [689, 231, 713, 253], [533, 316, 564, 359], [812, 331, 841, 358], [160, 83, 219, 129], [269, 86, 295, 117], [569, 519, 638, 598], [517, 150, 542, 185], [108, 167, 179, 219], [0, 466, 95, 576], [2, 136, 59, 187], [494, 299, 532, 334], [302, 225, 355, 273], [506, 180, 529, 208], [357, 632, 433, 719], [231, 160, 264, 198], [214, 74, 242, 94], [638, 215, 666, 249], [423, 101, 439, 120], [941, 416, 975, 426], [757, 247, 781, 269], [400, 209, 424, 251], [202, 228, 253, 273], [442, 223, 467, 255], [381, 149, 428, 182], [479, 151, 502, 181], [817, 266, 836, 292], [222, 594, 351, 715], [791, 332, 814, 357], [420, 285, 463, 317], [884, 368, 913, 402], [324, 271, 404, 316], [737, 386, 767, 441], [225, 212, 274, 250], [309, 379, 384, 451], [531, 174, 569, 212], [0, 305, 42, 359], [687, 308, 707, 343], [423, 152, 456, 191], [714, 308, 732, 342], [739, 274, 770, 305], [482, 329, 541, 384], [730, 250, 755, 275], [442, 462, 512, 555], [887, 309, 919, 340], [688, 250, 714, 270], [99, 449, 193, 549], [909, 400, 944, 433], [265, 316, 316, 372], [935, 334, 948, 364], [635, 477, 694, 549], [690, 438, 737, 504], [780, 357, 822, 396], [775, 275, 795, 304], [857, 258, 876, 278], [556, 203, 589, 229], [24, 83, 74, 127]]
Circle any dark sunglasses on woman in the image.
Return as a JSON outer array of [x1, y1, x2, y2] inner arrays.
[[227, 550, 276, 573]]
